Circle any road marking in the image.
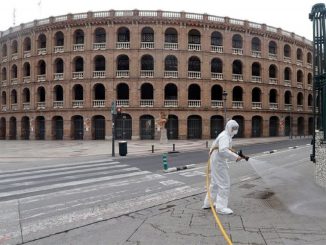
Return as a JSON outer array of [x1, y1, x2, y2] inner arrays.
[[159, 180, 184, 186], [0, 170, 151, 199]]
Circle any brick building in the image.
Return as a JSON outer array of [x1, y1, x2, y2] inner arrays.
[[0, 10, 313, 140]]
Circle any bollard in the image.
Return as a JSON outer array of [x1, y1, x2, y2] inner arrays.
[[163, 153, 168, 170], [173, 143, 175, 152], [152, 145, 154, 153], [206, 141, 208, 148]]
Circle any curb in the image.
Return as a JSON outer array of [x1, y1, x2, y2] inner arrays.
[[163, 164, 196, 173], [263, 150, 278, 154]]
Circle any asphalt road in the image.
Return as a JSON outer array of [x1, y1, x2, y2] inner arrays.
[[119, 138, 312, 171]]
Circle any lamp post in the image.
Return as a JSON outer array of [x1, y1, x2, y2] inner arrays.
[[290, 95, 293, 139], [222, 90, 228, 125]]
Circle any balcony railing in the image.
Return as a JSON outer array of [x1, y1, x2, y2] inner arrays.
[[140, 70, 154, 78], [116, 70, 130, 78], [23, 76, 31, 83], [211, 100, 223, 108], [284, 80, 291, 86], [116, 100, 129, 107], [11, 104, 18, 111], [164, 71, 178, 78], [211, 73, 223, 80], [308, 84, 312, 90], [211, 45, 223, 53], [53, 101, 64, 108], [93, 71, 106, 78], [1, 80, 7, 86], [188, 100, 201, 107], [268, 53, 277, 60], [140, 99, 154, 107], [72, 72, 84, 79], [54, 73, 64, 80], [252, 102, 262, 109], [116, 42, 130, 49], [269, 78, 278, 84], [232, 48, 243, 55], [284, 57, 291, 63], [11, 53, 18, 60], [297, 105, 303, 111], [297, 83, 303, 89], [251, 51, 261, 57], [37, 48, 47, 55], [37, 102, 46, 109], [308, 106, 313, 111], [2, 56, 8, 62], [73, 44, 84, 51], [251, 76, 262, 83], [140, 42, 154, 49], [296, 60, 303, 66], [54, 46, 64, 53], [23, 103, 30, 110], [164, 100, 178, 107], [269, 103, 278, 110], [23, 51, 31, 58], [284, 104, 292, 110], [93, 100, 105, 107], [164, 42, 178, 50], [232, 101, 244, 109], [188, 44, 201, 51], [93, 43, 106, 50], [11, 79, 18, 85], [188, 71, 201, 79], [232, 74, 243, 81], [37, 75, 46, 82], [72, 100, 84, 108], [1, 105, 7, 111]]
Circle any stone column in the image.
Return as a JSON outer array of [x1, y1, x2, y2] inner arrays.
[[315, 131, 326, 188]]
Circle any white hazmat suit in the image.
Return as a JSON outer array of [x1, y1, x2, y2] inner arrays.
[[203, 120, 240, 214]]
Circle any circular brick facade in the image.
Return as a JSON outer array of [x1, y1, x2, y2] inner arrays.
[[0, 10, 313, 140]]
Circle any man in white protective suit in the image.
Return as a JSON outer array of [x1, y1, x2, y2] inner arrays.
[[202, 119, 242, 215]]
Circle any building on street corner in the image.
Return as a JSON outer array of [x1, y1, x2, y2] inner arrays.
[[0, 10, 313, 140]]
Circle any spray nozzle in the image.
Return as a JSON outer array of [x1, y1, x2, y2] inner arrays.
[[237, 150, 249, 161]]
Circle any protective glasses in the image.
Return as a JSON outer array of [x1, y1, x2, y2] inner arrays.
[[231, 126, 239, 130]]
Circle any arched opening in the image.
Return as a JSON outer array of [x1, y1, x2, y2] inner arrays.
[[211, 115, 224, 138], [166, 115, 178, 139], [284, 91, 292, 105], [211, 58, 222, 73], [297, 117, 304, 136], [117, 27, 130, 42], [232, 86, 243, 101], [251, 37, 261, 51], [117, 55, 129, 71], [232, 60, 242, 74], [9, 117, 17, 140], [252, 116, 263, 137], [23, 88, 30, 103], [11, 40, 18, 54], [188, 29, 201, 44], [116, 114, 132, 140], [165, 28, 178, 43], [54, 58, 64, 73], [297, 70, 303, 83], [284, 44, 291, 58], [73, 84, 83, 100], [74, 56, 84, 72], [297, 92, 304, 106], [211, 31, 223, 46], [141, 55, 154, 70], [11, 65, 17, 79], [0, 118, 6, 139], [92, 115, 106, 140], [188, 56, 201, 72], [164, 83, 178, 100], [269, 64, 277, 78], [52, 116, 63, 140], [140, 83, 154, 100], [232, 116, 244, 138], [21, 116, 30, 140], [140, 115, 155, 140], [211, 85, 223, 101], [164, 55, 178, 71], [252, 62, 261, 76], [269, 116, 279, 136], [23, 37, 31, 52], [71, 115, 84, 140], [38, 60, 46, 75], [94, 27, 106, 43], [54, 85, 64, 102], [188, 84, 201, 100], [74, 29, 84, 44], [296, 48, 303, 61], [93, 83, 105, 100], [54, 31, 64, 46], [269, 41, 277, 55], [252, 87, 261, 102], [141, 27, 154, 42], [117, 83, 129, 100], [187, 115, 202, 139], [94, 55, 106, 71], [232, 34, 243, 48], [38, 33, 47, 49], [35, 116, 45, 140]]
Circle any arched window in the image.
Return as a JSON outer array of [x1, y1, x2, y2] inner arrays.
[[232, 86, 243, 101], [284, 44, 291, 58], [38, 60, 46, 75], [284, 67, 291, 81], [269, 64, 277, 78], [297, 70, 303, 83], [297, 92, 304, 106], [188, 29, 201, 44], [23, 37, 31, 52], [269, 89, 277, 103], [117, 27, 130, 42], [11, 40, 18, 54], [117, 55, 129, 70], [211, 31, 223, 46], [232, 34, 242, 49], [54, 58, 64, 73], [269, 41, 277, 55], [54, 31, 64, 46], [165, 55, 178, 71], [211, 58, 222, 73], [11, 65, 17, 78], [251, 37, 261, 51], [94, 28, 106, 43], [232, 60, 242, 74], [23, 62, 31, 77], [141, 27, 154, 42], [252, 87, 261, 102], [188, 56, 201, 71], [38, 34, 47, 49], [252, 62, 261, 76], [74, 29, 84, 44], [296, 48, 303, 61], [1, 44, 7, 57], [74, 57, 84, 72], [141, 55, 154, 70], [284, 91, 292, 104], [165, 28, 178, 43], [94, 55, 106, 71]]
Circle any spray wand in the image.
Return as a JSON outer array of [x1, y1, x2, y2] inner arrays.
[[237, 150, 249, 161]]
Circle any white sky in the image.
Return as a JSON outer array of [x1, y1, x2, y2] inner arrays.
[[0, 0, 319, 40]]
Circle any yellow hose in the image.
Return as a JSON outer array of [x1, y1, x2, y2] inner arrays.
[[206, 158, 233, 245]]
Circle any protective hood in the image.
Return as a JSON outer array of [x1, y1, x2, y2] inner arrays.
[[225, 120, 239, 138]]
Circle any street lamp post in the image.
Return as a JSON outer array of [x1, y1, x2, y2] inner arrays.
[[222, 91, 228, 125], [290, 95, 293, 139]]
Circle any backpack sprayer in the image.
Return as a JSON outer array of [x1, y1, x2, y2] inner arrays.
[[237, 149, 249, 161]]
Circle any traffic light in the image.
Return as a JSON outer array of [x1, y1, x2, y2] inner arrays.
[[117, 107, 122, 115]]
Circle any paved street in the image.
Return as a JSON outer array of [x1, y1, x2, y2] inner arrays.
[[0, 137, 323, 245]]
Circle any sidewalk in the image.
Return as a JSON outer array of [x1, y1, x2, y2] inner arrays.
[[0, 136, 299, 160]]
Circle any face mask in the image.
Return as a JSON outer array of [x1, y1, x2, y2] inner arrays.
[[230, 129, 238, 137]]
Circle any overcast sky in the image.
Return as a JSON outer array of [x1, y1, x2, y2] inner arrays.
[[0, 0, 319, 40]]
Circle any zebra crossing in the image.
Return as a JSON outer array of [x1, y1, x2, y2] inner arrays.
[[0, 159, 203, 243]]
